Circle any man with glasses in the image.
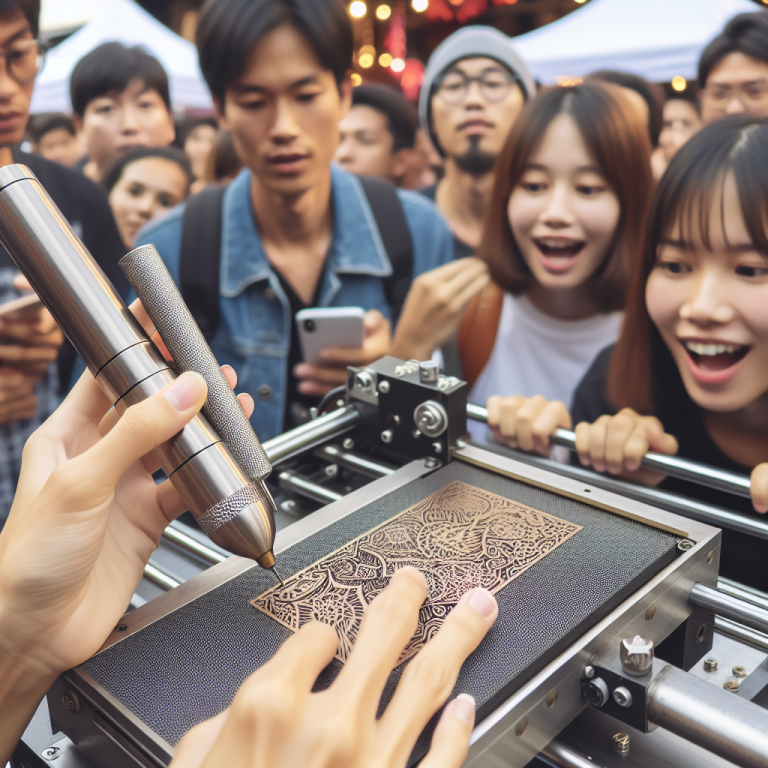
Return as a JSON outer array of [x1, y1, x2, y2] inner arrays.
[[0, 0, 127, 526], [699, 12, 768, 124]]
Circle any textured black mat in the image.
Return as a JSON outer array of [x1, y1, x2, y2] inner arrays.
[[80, 462, 680, 763]]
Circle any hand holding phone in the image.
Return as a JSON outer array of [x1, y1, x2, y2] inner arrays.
[[296, 307, 365, 365]]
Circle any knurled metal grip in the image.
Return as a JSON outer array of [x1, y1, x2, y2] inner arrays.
[[120, 244, 272, 483]]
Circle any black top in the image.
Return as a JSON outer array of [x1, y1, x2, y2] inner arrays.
[[5, 148, 128, 389], [419, 184, 475, 260], [572, 345, 768, 590], [274, 270, 322, 430]]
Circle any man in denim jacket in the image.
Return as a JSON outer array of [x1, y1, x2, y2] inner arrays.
[[137, 0, 452, 440]]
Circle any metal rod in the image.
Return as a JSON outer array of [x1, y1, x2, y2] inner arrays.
[[315, 444, 396, 478], [719, 577, 768, 612], [143, 561, 181, 591], [690, 583, 768, 636], [467, 404, 751, 499], [161, 522, 227, 566], [262, 405, 360, 466], [539, 740, 606, 768], [278, 471, 344, 505], [473, 441, 768, 541], [647, 664, 768, 768], [715, 617, 768, 653]]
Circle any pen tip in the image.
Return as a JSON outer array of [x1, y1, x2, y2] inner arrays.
[[271, 565, 285, 587]]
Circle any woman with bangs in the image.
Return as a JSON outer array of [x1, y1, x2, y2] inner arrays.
[[500, 115, 768, 589], [460, 82, 654, 448]]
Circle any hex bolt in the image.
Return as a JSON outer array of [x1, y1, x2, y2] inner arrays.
[[733, 666, 747, 678], [612, 733, 630, 755], [342, 437, 355, 450], [42, 747, 61, 761], [583, 665, 595, 679], [620, 635, 654, 676], [703, 658, 719, 673], [724, 679, 741, 692], [613, 687, 633, 708], [381, 430, 393, 444], [378, 380, 390, 394]]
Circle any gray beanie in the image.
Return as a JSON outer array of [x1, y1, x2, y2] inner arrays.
[[418, 26, 536, 157]]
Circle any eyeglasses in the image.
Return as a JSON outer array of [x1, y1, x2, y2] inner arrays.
[[435, 68, 516, 106], [0, 38, 46, 86], [702, 82, 768, 110]]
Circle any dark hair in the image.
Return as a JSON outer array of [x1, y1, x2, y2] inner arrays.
[[699, 12, 768, 87], [178, 115, 218, 146], [206, 129, 242, 183], [351, 84, 417, 151], [28, 113, 76, 143], [70, 43, 171, 117], [608, 115, 768, 412], [196, 0, 352, 105], [588, 70, 665, 146], [0, 0, 39, 38], [101, 146, 192, 194], [478, 82, 653, 313]]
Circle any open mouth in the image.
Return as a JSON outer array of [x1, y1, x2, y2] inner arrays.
[[533, 238, 586, 272], [683, 341, 750, 372]]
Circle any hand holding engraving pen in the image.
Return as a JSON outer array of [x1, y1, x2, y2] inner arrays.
[[0, 165, 282, 581]]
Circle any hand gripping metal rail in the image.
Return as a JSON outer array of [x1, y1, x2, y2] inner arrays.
[[0, 165, 278, 570]]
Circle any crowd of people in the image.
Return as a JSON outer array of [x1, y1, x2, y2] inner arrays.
[[3, 0, 768, 764]]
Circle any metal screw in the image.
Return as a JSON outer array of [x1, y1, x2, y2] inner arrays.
[[678, 539, 695, 551], [432, 442, 442, 454], [381, 430, 393, 444], [620, 635, 654, 676], [583, 665, 595, 679], [514, 717, 528, 737], [612, 733, 630, 754], [424, 457, 438, 469], [61, 691, 80, 713], [324, 464, 338, 478], [645, 604, 656, 621], [733, 666, 747, 678], [281, 499, 297, 513], [613, 687, 633, 707], [116, 624, 127, 633], [378, 380, 390, 394], [456, 439, 467, 449], [42, 747, 61, 761], [342, 438, 355, 450], [355, 371, 373, 391], [703, 658, 718, 673], [412, 429, 421, 438], [585, 677, 610, 707], [392, 415, 401, 425], [724, 679, 741, 692]]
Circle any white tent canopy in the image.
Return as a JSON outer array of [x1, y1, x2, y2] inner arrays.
[[511, 0, 760, 84], [31, 0, 213, 113]]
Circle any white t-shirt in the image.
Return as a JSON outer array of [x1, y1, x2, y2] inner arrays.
[[467, 293, 622, 443]]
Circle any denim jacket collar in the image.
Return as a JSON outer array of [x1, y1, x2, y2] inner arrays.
[[221, 165, 393, 299]]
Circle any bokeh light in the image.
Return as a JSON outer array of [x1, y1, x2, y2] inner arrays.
[[379, 53, 393, 67], [412, 0, 428, 11], [671, 75, 687, 92], [349, 1, 367, 18], [351, 73, 362, 86], [391, 57, 406, 73], [376, 4, 392, 19], [359, 53, 374, 69]]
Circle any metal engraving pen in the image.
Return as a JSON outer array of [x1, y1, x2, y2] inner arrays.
[[0, 165, 279, 576]]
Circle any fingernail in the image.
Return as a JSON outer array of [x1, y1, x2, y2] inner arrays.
[[165, 372, 203, 411], [451, 693, 476, 726], [467, 588, 496, 619]]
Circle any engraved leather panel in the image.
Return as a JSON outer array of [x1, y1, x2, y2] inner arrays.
[[252, 481, 581, 662], [120, 244, 271, 482]]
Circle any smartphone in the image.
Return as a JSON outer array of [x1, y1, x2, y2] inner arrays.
[[0, 293, 43, 318], [296, 307, 365, 365]]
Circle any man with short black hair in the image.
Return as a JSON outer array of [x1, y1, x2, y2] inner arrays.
[[137, 0, 452, 437], [28, 113, 82, 166], [334, 83, 418, 186], [0, 0, 127, 524], [699, 12, 768, 124], [70, 42, 175, 182]]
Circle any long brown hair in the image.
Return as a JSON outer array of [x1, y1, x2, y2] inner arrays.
[[608, 115, 768, 413], [477, 82, 653, 313]]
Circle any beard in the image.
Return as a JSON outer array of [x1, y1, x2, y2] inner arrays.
[[452, 135, 496, 176]]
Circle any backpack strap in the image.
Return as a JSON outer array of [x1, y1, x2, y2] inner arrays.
[[179, 184, 226, 341], [357, 175, 414, 327], [456, 282, 504, 391]]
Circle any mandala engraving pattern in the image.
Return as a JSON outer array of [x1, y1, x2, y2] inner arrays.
[[251, 481, 582, 663]]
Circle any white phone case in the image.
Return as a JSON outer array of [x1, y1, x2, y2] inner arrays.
[[296, 307, 365, 365]]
